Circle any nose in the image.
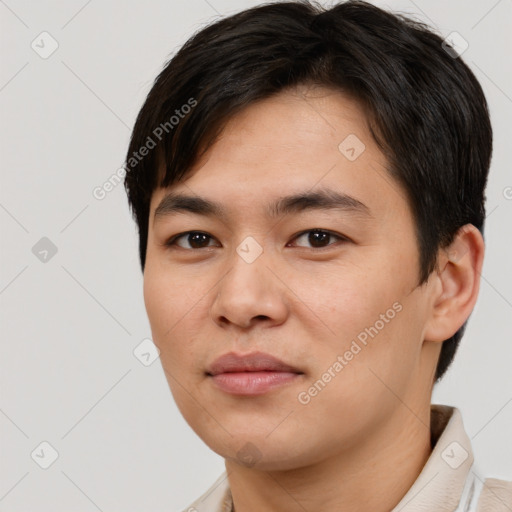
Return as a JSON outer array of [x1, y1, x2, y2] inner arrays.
[[209, 243, 289, 330]]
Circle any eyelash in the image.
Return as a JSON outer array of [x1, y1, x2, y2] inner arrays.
[[164, 229, 350, 251]]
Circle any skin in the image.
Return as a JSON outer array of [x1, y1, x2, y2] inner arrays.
[[143, 85, 484, 511]]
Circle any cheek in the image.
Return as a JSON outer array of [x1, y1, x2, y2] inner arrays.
[[143, 268, 173, 338], [143, 273, 216, 439], [299, 258, 421, 380], [143, 264, 212, 373], [144, 260, 201, 333], [292, 261, 391, 337]]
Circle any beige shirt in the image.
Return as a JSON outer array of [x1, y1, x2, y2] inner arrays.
[[182, 404, 512, 512]]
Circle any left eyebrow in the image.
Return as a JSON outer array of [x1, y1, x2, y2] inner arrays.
[[153, 187, 373, 224]]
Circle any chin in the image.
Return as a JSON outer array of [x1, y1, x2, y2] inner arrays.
[[205, 434, 316, 472]]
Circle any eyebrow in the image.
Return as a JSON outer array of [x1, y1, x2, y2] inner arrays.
[[153, 188, 372, 224]]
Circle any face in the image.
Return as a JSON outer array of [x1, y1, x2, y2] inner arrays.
[[143, 86, 440, 471]]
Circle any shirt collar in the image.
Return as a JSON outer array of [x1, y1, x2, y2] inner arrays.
[[391, 404, 474, 511]]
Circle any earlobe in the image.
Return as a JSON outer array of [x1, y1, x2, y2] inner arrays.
[[423, 224, 485, 343]]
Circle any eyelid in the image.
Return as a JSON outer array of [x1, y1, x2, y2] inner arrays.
[[288, 229, 351, 249], [164, 229, 350, 250], [164, 231, 219, 249]]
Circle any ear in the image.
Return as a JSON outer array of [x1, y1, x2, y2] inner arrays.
[[423, 224, 485, 342]]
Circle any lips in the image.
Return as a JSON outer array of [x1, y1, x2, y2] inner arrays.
[[206, 351, 303, 376], [206, 351, 304, 396]]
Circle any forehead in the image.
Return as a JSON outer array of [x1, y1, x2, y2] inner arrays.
[[150, 87, 407, 221], [203, 86, 372, 167]]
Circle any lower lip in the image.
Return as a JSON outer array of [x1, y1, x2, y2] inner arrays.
[[209, 371, 301, 395]]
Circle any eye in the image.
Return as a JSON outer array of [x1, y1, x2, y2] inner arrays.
[[164, 228, 349, 251], [288, 229, 349, 249], [165, 231, 219, 250]]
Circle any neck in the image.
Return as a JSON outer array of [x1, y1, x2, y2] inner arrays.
[[225, 404, 432, 512]]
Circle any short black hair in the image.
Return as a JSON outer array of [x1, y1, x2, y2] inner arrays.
[[124, 0, 492, 383]]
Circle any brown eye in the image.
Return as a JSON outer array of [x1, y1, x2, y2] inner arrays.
[[291, 229, 348, 249], [166, 231, 219, 249]]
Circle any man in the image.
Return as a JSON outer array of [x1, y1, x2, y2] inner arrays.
[[123, 1, 512, 510]]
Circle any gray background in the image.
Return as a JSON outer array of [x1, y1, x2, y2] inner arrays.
[[1, 0, 511, 510]]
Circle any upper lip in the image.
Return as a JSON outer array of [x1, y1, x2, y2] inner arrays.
[[206, 351, 303, 376]]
